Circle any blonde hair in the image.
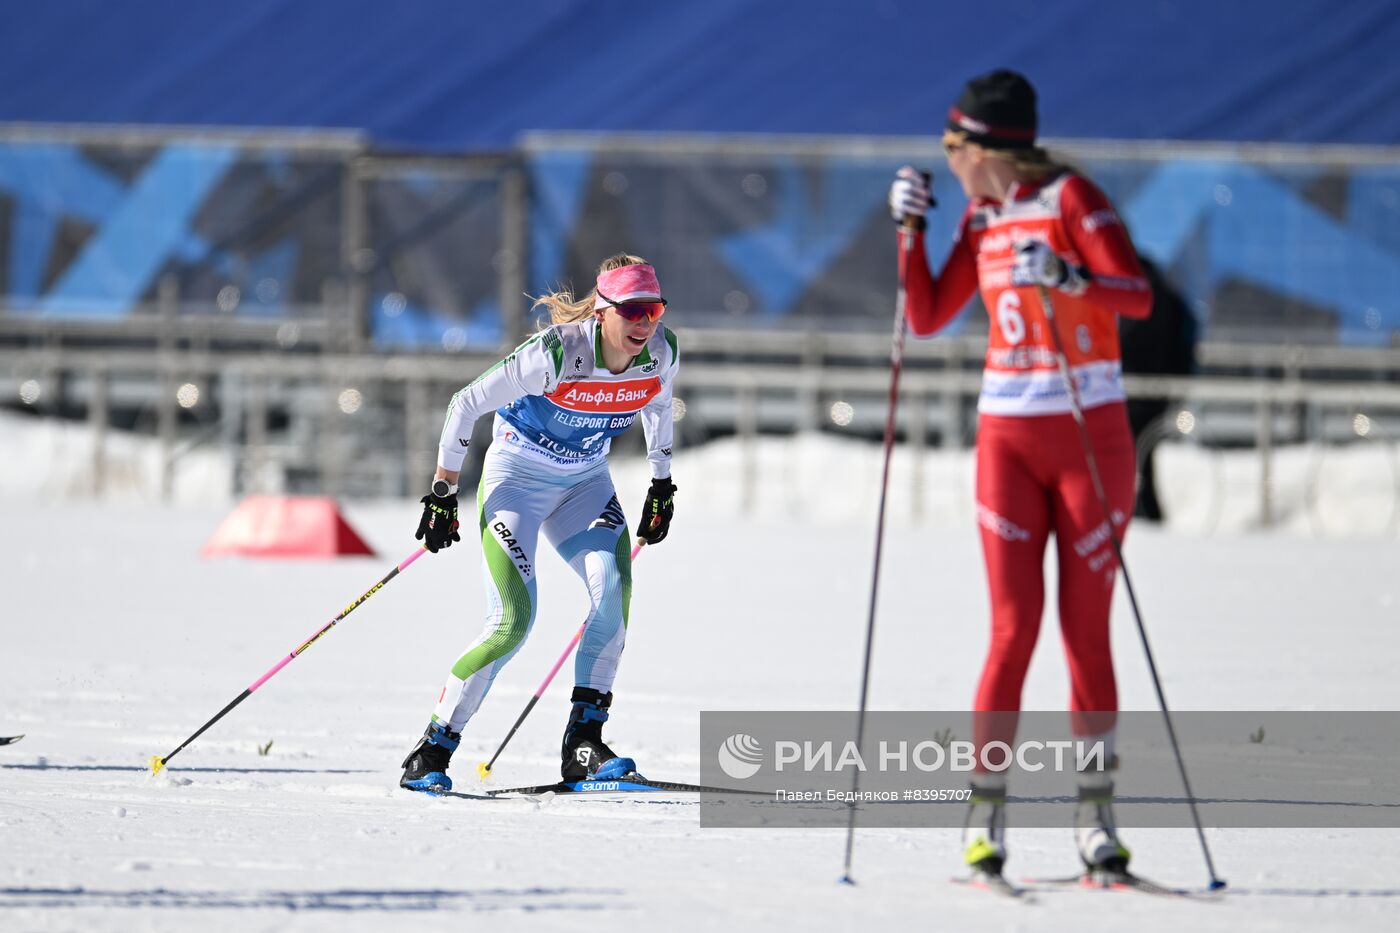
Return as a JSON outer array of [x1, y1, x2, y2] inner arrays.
[[532, 253, 649, 325], [990, 145, 1072, 181], [944, 129, 1071, 182]]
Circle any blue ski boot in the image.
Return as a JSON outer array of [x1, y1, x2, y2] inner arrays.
[[561, 687, 637, 781], [400, 721, 460, 793]]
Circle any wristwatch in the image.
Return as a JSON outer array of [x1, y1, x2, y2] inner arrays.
[[431, 478, 459, 498]]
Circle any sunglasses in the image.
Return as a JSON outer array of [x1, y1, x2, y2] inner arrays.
[[598, 290, 667, 322]]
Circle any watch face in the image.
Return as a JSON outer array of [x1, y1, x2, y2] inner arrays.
[[432, 479, 451, 498]]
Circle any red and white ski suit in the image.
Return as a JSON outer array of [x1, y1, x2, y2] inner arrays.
[[899, 170, 1151, 755]]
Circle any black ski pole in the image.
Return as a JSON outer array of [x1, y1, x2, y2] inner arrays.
[[1035, 285, 1225, 891], [841, 178, 928, 885]]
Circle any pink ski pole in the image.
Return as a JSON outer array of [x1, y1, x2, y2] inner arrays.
[[477, 541, 644, 778], [150, 547, 429, 775]]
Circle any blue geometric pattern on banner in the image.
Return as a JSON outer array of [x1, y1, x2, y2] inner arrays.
[[1122, 161, 1229, 275], [3, 132, 1400, 346], [0, 143, 125, 303], [716, 158, 883, 314], [39, 144, 237, 316], [1207, 166, 1400, 345], [1121, 160, 1400, 343], [529, 150, 593, 292]]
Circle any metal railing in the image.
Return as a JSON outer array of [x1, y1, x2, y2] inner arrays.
[[4, 329, 1400, 531]]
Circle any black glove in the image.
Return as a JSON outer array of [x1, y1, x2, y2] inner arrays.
[[416, 490, 461, 553], [636, 477, 677, 544]]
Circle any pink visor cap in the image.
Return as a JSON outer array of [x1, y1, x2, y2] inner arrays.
[[593, 263, 663, 308]]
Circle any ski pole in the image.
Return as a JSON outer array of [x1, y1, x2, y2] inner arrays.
[[477, 541, 645, 779], [841, 184, 928, 885], [149, 546, 429, 775], [1035, 285, 1225, 890]]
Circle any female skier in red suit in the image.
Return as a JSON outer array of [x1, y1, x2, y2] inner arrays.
[[888, 69, 1152, 879]]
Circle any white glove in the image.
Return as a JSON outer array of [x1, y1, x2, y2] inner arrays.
[[1011, 239, 1088, 295], [888, 166, 932, 224]]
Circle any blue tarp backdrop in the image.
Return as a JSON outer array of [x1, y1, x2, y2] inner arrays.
[[1, 0, 1397, 148]]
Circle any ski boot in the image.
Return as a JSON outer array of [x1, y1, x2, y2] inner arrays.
[[400, 721, 460, 793], [961, 777, 1009, 877], [561, 687, 637, 781], [1075, 771, 1131, 872]]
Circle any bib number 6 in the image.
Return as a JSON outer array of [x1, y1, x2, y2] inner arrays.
[[996, 290, 1026, 345]]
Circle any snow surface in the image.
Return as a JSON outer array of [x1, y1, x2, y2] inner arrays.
[[3, 421, 1400, 931]]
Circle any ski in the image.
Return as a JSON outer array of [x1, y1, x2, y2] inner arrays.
[[951, 871, 1033, 901], [401, 783, 523, 801], [436, 789, 503, 801], [0, 735, 23, 746], [1022, 869, 1218, 900], [487, 774, 764, 798]]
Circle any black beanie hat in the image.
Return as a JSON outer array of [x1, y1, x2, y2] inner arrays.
[[946, 69, 1038, 150]]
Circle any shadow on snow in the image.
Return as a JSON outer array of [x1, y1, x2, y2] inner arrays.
[[0, 885, 627, 912]]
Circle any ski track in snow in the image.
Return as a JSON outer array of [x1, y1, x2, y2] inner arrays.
[[2, 498, 1398, 932]]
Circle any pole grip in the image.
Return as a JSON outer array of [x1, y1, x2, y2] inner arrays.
[[901, 170, 933, 231]]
